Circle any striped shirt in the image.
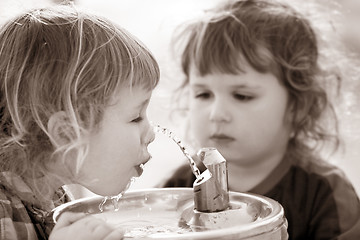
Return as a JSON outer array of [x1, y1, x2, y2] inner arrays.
[[163, 156, 360, 240], [0, 172, 70, 240]]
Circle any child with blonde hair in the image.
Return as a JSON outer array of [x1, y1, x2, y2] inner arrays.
[[163, 0, 360, 239], [0, 5, 159, 239]]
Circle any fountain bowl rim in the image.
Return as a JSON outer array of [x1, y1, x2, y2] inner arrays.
[[52, 187, 286, 239]]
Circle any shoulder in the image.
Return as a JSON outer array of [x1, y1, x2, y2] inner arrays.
[[0, 183, 37, 240], [293, 157, 356, 196], [162, 164, 195, 188], [267, 156, 360, 239], [277, 157, 350, 200], [292, 157, 360, 233], [0, 183, 15, 219], [0, 184, 18, 239]]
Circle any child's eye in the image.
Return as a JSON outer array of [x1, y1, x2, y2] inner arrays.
[[131, 116, 143, 123], [233, 93, 253, 101], [194, 92, 211, 99]]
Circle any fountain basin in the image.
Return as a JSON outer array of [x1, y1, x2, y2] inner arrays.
[[52, 188, 288, 239]]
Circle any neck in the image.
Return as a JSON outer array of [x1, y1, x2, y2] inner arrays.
[[25, 161, 73, 209], [24, 174, 63, 207], [227, 151, 286, 193]]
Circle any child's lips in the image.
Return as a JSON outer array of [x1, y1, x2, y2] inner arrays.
[[210, 134, 235, 143], [134, 155, 151, 176], [135, 164, 144, 176]]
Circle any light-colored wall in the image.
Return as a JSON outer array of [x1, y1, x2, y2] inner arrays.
[[1, 0, 359, 197], [74, 0, 360, 196]]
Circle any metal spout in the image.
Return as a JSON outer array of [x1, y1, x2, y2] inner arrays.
[[193, 148, 229, 212]]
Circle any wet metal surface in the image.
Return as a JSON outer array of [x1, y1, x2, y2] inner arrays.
[[53, 188, 287, 239]]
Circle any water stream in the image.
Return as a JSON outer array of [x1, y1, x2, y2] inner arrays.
[[98, 124, 203, 212]]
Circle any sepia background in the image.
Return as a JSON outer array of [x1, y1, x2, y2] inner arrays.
[[1, 0, 360, 196]]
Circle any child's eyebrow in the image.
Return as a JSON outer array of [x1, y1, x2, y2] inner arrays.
[[231, 84, 261, 89], [190, 83, 260, 89], [189, 83, 206, 88]]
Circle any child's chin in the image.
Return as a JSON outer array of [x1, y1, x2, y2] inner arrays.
[[103, 183, 131, 197]]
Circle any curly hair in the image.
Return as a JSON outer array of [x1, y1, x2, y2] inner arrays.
[[172, 0, 341, 161], [0, 5, 159, 198]]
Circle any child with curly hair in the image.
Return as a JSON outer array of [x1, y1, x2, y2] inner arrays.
[[163, 1, 360, 239], [0, 5, 159, 239]]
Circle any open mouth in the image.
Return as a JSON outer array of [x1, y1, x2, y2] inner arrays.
[[134, 156, 151, 176], [135, 163, 145, 176]]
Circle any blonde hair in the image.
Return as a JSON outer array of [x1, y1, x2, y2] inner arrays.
[[172, 0, 348, 162], [0, 5, 159, 198]]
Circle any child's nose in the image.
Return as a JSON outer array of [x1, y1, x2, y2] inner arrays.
[[209, 99, 231, 123], [144, 121, 155, 145]]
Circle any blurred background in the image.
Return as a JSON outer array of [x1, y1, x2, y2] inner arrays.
[[1, 0, 360, 196]]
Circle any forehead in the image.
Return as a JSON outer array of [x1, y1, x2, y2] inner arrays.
[[109, 86, 152, 109], [189, 63, 277, 89]]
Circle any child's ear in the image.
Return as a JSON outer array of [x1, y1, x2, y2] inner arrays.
[[47, 111, 72, 147]]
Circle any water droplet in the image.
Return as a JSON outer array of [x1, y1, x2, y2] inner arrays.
[[116, 193, 123, 201], [98, 180, 131, 212], [153, 124, 203, 180], [112, 197, 119, 211], [99, 196, 109, 213]]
